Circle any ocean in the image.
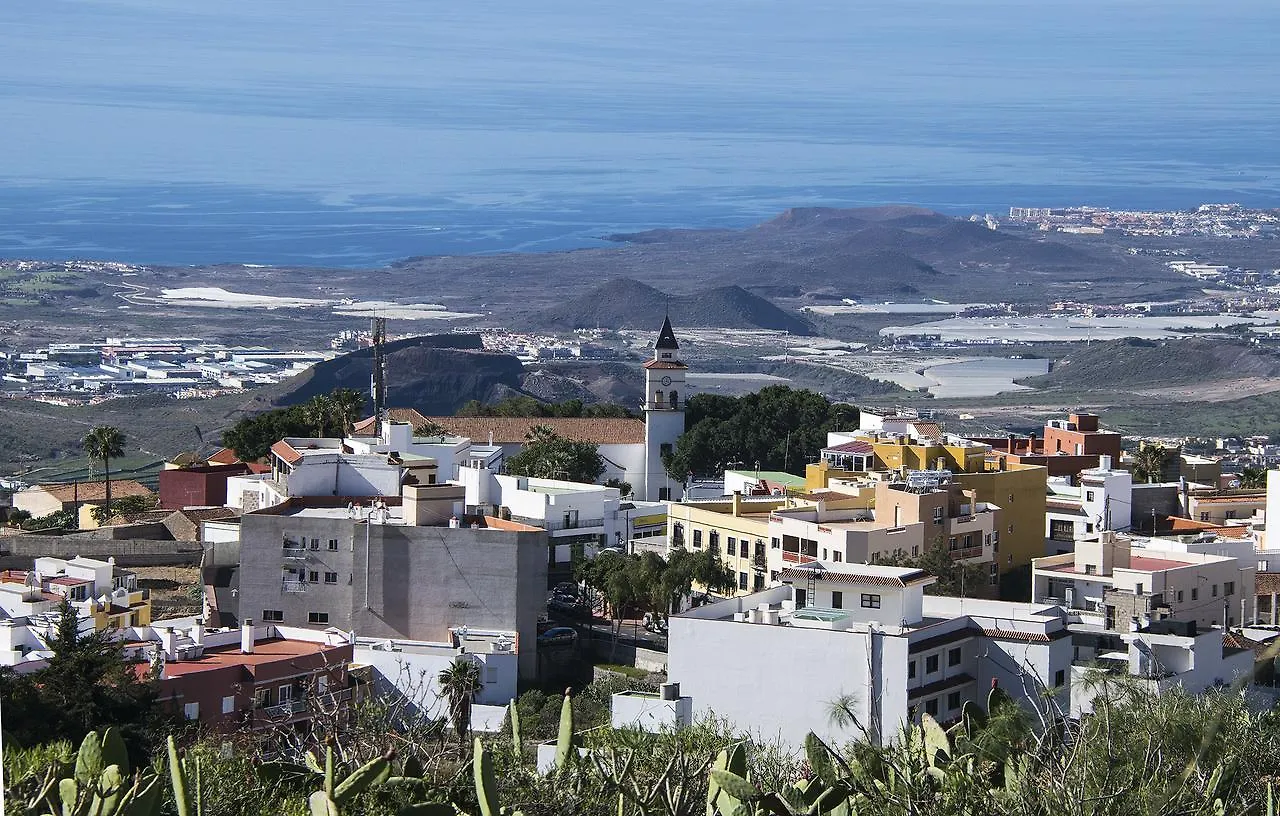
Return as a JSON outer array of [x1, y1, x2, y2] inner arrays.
[[2, 0, 1277, 267]]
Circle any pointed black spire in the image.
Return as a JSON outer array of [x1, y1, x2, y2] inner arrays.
[[655, 314, 679, 351]]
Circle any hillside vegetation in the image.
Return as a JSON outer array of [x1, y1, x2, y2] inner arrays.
[[1021, 338, 1280, 389]]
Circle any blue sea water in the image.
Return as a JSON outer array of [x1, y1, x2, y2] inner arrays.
[[1, 0, 1278, 267]]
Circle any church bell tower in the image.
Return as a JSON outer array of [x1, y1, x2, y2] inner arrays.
[[642, 315, 687, 501]]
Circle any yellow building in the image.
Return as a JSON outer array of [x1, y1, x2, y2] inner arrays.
[[806, 435, 1047, 590], [667, 493, 790, 596]]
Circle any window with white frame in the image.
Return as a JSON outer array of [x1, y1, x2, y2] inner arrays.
[[184, 702, 200, 720]]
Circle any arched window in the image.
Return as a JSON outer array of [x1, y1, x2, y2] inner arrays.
[[669, 390, 678, 408]]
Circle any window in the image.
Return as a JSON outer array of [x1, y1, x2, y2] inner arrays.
[[328, 539, 339, 550], [310, 538, 319, 550], [924, 698, 938, 717], [1136, 583, 1144, 596], [989, 563, 998, 584], [672, 523, 685, 547], [771, 537, 780, 549], [1226, 510, 1237, 520], [254, 688, 271, 708], [948, 536, 957, 551], [727, 538, 736, 556], [660, 442, 673, 457], [770, 570, 780, 582], [908, 660, 917, 680], [709, 531, 720, 553], [754, 541, 765, 559], [933, 506, 944, 525], [796, 589, 807, 608], [1084, 564, 1096, 575], [1192, 588, 1199, 601], [738, 572, 748, 590], [1260, 560, 1270, 573], [947, 691, 961, 710], [486, 667, 499, 685], [831, 591, 843, 609], [278, 684, 293, 703], [1085, 490, 1095, 502], [822, 548, 829, 560], [947, 647, 961, 667], [1200, 512, 1211, 522], [1054, 670, 1066, 687], [1008, 524, 1014, 534], [1212, 584, 1218, 597], [693, 529, 703, 549], [222, 695, 235, 715], [860, 593, 881, 609], [832, 551, 843, 563], [308, 571, 319, 583], [308, 612, 329, 624], [753, 574, 765, 591], [184, 702, 200, 720], [912, 547, 920, 559], [1177, 590, 1184, 603], [925, 654, 939, 674], [262, 609, 283, 622], [1225, 581, 1235, 596], [324, 572, 338, 584]]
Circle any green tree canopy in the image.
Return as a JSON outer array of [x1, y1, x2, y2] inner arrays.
[[82, 425, 126, 520], [664, 386, 858, 480], [0, 599, 162, 758], [505, 426, 605, 483], [878, 543, 993, 597], [222, 388, 375, 461], [1131, 444, 1170, 485]]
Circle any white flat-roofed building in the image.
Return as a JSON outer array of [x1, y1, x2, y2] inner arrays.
[[665, 563, 1073, 749]]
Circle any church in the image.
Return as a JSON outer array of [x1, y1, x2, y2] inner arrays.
[[359, 317, 688, 500]]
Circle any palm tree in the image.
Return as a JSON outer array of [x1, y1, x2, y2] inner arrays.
[[438, 658, 484, 746], [82, 426, 125, 521], [1239, 466, 1267, 489], [329, 388, 367, 436], [302, 395, 332, 437], [1130, 444, 1168, 485]]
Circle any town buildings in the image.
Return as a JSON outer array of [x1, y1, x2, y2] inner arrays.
[[13, 479, 154, 520], [230, 495, 547, 680]]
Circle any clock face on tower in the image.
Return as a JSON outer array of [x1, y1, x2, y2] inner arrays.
[[660, 376, 672, 386]]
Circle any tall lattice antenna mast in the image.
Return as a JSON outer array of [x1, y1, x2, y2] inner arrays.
[[371, 317, 387, 438]]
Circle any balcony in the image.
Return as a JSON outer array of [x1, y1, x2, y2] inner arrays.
[[282, 547, 307, 560], [781, 551, 817, 564], [261, 698, 309, 718], [281, 580, 307, 594], [752, 554, 767, 572], [949, 546, 985, 561]]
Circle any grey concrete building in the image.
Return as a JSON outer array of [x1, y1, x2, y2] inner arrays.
[[234, 489, 548, 679]]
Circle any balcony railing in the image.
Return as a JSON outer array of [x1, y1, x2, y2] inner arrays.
[[261, 698, 309, 718], [781, 551, 817, 564], [281, 580, 307, 594], [948, 546, 985, 560], [752, 554, 767, 571], [282, 546, 307, 559]]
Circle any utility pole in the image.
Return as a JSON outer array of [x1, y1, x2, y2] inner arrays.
[[370, 317, 387, 438]]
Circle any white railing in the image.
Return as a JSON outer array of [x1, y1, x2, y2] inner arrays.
[[281, 580, 307, 593]]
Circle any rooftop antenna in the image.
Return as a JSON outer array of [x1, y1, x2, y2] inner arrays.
[[371, 317, 387, 439]]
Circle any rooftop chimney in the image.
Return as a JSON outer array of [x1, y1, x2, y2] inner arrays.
[[732, 490, 743, 517], [241, 618, 255, 654], [158, 626, 177, 660], [1099, 455, 1112, 471], [190, 618, 204, 646]]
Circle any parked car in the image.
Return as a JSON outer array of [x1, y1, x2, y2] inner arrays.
[[537, 626, 579, 646]]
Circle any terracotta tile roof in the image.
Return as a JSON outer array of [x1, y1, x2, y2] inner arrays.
[[157, 637, 345, 678], [349, 408, 432, 436], [1043, 555, 1194, 575], [409, 416, 646, 445], [780, 566, 933, 587], [910, 422, 945, 441], [1223, 631, 1266, 652], [207, 448, 240, 465], [824, 440, 875, 454], [22, 480, 153, 504], [1257, 572, 1280, 595], [981, 628, 1054, 643], [1191, 493, 1266, 504], [269, 440, 303, 465], [174, 507, 239, 523], [642, 360, 688, 370], [1164, 517, 1252, 538]]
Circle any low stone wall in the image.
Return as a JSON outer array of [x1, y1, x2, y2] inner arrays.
[[590, 640, 669, 674], [0, 535, 202, 567]]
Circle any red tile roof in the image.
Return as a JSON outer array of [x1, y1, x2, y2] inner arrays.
[[207, 448, 240, 465], [22, 480, 153, 503], [824, 440, 875, 454], [357, 411, 647, 445], [158, 638, 341, 677], [642, 360, 689, 370], [1257, 572, 1280, 595], [1043, 555, 1194, 575], [269, 441, 303, 465], [910, 422, 945, 441], [1191, 493, 1266, 504], [780, 566, 933, 587]]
